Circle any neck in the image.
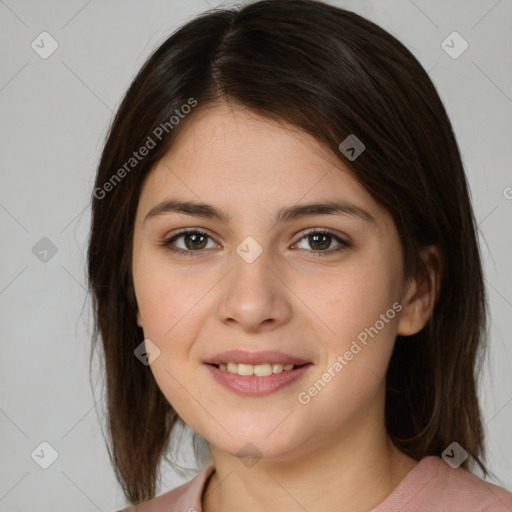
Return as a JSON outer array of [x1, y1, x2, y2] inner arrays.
[[201, 422, 418, 512]]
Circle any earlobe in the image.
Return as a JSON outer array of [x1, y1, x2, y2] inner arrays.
[[397, 245, 442, 336], [136, 311, 143, 328]]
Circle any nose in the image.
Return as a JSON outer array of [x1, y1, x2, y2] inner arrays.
[[216, 242, 293, 332]]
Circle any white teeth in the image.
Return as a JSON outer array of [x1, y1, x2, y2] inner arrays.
[[272, 363, 284, 373], [216, 362, 298, 376], [254, 364, 273, 376], [238, 363, 254, 376]]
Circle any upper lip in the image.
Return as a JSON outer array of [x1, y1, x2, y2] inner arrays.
[[204, 350, 311, 366]]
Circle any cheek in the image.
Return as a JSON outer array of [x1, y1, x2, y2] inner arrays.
[[307, 261, 401, 344], [133, 261, 209, 424], [298, 280, 400, 422], [300, 255, 402, 403], [133, 252, 208, 339]]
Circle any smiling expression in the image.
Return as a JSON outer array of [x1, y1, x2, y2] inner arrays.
[[131, 101, 413, 460]]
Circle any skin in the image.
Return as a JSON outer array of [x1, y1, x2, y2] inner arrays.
[[131, 101, 440, 512]]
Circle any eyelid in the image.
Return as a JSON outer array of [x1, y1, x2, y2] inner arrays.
[[294, 227, 350, 244]]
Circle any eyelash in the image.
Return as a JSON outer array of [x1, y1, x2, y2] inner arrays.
[[163, 228, 351, 257]]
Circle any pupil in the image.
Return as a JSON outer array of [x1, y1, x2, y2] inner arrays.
[[185, 233, 207, 250], [311, 234, 330, 250]]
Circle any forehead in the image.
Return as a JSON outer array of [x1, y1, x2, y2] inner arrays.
[[136, 102, 385, 227]]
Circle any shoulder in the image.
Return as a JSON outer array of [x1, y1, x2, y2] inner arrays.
[[116, 464, 215, 512], [373, 456, 512, 511]]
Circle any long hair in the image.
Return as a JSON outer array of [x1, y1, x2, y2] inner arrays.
[[87, 0, 488, 503]]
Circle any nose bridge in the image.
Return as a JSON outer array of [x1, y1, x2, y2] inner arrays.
[[217, 234, 291, 330], [230, 234, 276, 298]]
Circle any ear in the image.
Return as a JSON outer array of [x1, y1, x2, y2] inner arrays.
[[397, 245, 442, 336], [136, 310, 143, 328]]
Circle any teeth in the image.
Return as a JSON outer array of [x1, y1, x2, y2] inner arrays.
[[217, 362, 296, 376]]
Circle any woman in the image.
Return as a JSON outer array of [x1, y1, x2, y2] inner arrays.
[[87, 1, 512, 510]]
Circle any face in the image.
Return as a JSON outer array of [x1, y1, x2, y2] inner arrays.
[[132, 102, 413, 462]]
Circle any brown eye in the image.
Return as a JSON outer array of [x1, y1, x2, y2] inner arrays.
[[294, 229, 350, 255], [181, 232, 208, 250], [164, 230, 218, 256]]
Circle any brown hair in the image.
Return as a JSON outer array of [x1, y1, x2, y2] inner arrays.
[[87, 0, 488, 503]]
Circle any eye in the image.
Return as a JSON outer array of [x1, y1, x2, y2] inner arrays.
[[293, 229, 350, 255], [163, 229, 218, 256]]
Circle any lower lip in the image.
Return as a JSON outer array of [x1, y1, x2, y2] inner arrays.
[[204, 363, 313, 396]]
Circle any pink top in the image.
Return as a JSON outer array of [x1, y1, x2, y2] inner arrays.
[[118, 456, 512, 511]]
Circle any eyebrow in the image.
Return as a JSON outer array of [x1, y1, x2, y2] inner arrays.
[[143, 198, 376, 226]]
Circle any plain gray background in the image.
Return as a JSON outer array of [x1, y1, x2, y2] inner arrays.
[[0, 0, 511, 510]]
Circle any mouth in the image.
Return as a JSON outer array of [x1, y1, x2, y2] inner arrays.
[[204, 362, 314, 396]]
